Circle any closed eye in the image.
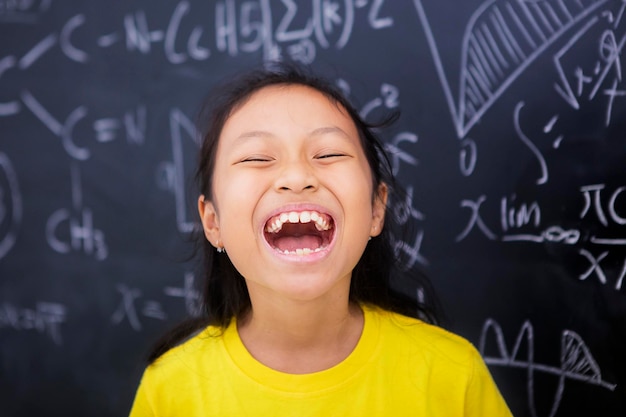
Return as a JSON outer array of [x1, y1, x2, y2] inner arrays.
[[316, 153, 348, 159], [238, 156, 274, 163]]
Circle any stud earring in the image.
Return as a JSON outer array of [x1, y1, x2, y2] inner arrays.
[[215, 240, 225, 253]]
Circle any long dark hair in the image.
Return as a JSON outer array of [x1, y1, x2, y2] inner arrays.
[[147, 62, 442, 363]]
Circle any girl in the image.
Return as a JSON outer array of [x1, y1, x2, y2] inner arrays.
[[129, 63, 513, 416]]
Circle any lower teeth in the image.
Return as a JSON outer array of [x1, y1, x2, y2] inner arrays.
[[278, 246, 326, 255]]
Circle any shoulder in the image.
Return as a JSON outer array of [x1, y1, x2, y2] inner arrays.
[[144, 325, 224, 380], [366, 305, 481, 370], [366, 306, 513, 415], [155, 324, 224, 361], [130, 325, 228, 415]]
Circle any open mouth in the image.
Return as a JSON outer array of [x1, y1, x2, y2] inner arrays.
[[264, 210, 335, 255]]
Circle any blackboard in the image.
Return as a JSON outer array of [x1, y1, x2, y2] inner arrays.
[[1, 1, 624, 416]]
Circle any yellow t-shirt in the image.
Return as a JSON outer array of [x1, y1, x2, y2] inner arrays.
[[129, 305, 512, 416]]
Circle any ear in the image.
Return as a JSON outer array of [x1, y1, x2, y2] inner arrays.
[[370, 182, 388, 237], [198, 195, 221, 248]]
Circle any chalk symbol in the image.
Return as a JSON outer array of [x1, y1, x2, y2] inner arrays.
[[480, 319, 617, 417], [413, 0, 611, 138]]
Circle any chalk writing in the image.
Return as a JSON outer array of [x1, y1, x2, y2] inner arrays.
[[578, 249, 626, 290], [20, 91, 90, 160], [0, 1, 397, 168], [111, 284, 167, 331], [554, 6, 626, 115], [0, 0, 51, 23], [155, 108, 202, 234], [455, 195, 498, 241], [459, 137, 478, 176], [336, 77, 427, 269], [390, 229, 428, 269], [455, 183, 626, 292], [393, 185, 425, 225], [0, 301, 66, 346], [93, 105, 147, 145], [112, 272, 201, 331], [513, 101, 549, 185], [578, 183, 626, 289], [479, 318, 617, 417], [390, 185, 428, 268], [123, 2, 210, 64], [0, 1, 394, 66], [500, 193, 540, 232], [359, 82, 400, 119], [414, 0, 612, 138], [384, 132, 418, 176], [11, 90, 146, 159], [1, 84, 144, 158], [580, 184, 626, 229], [45, 164, 108, 260], [413, 0, 624, 181], [0, 152, 22, 260], [455, 183, 626, 247], [0, 12, 94, 106], [164, 272, 202, 317]]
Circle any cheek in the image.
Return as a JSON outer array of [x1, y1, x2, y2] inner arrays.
[[352, 175, 377, 212], [213, 175, 264, 236], [344, 188, 378, 233], [213, 170, 253, 209]]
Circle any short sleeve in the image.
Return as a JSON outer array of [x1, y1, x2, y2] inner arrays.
[[464, 346, 514, 417]]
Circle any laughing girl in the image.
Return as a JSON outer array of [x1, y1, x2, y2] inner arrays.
[[129, 63, 512, 416]]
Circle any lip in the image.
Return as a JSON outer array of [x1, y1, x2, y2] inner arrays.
[[260, 203, 338, 263]]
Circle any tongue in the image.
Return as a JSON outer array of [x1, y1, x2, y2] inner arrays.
[[273, 234, 323, 252]]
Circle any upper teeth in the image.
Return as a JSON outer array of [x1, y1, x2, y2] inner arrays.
[[265, 210, 331, 233]]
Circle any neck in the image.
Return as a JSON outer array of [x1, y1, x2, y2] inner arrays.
[[237, 295, 364, 374]]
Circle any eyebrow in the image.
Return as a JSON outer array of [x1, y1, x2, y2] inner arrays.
[[236, 126, 352, 141], [235, 130, 274, 141], [309, 126, 351, 139]]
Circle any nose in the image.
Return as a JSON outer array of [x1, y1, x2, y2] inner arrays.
[[274, 158, 318, 193]]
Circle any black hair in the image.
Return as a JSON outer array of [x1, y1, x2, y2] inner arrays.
[[147, 62, 442, 363]]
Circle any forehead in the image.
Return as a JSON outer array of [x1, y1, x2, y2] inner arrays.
[[223, 84, 357, 133]]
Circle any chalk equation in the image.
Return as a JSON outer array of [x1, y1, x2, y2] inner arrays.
[[121, 0, 394, 63], [2, 87, 147, 161], [350, 80, 429, 268], [479, 318, 617, 417], [0, 34, 146, 161], [455, 184, 626, 242], [390, 185, 428, 268], [0, 301, 66, 346], [111, 272, 201, 331], [456, 183, 626, 291], [0, 0, 394, 73], [45, 163, 107, 261], [0, 0, 397, 156], [414, 0, 625, 180]]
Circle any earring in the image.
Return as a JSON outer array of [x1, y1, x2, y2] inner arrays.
[[215, 240, 225, 253]]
